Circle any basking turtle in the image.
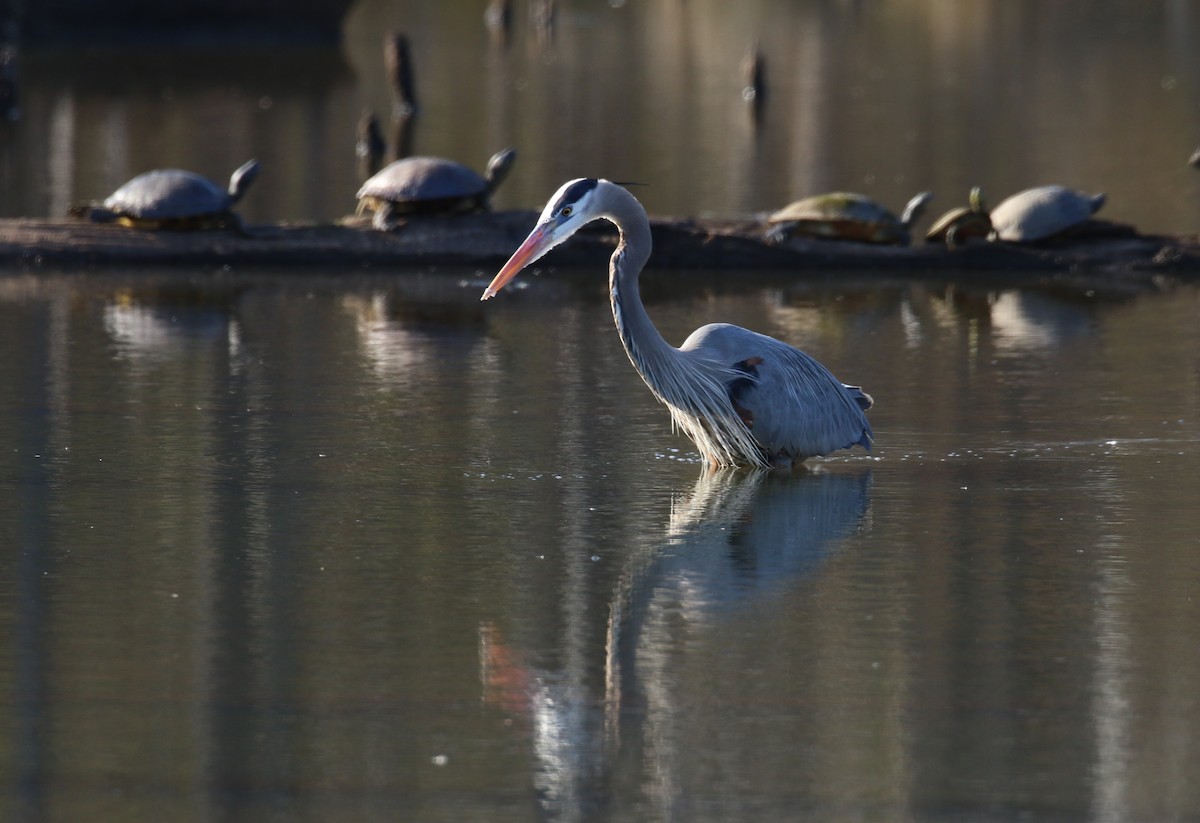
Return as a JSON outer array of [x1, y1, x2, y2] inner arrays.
[[765, 190, 933, 246], [355, 147, 517, 230], [925, 187, 992, 247], [988, 185, 1105, 243], [73, 159, 261, 233]]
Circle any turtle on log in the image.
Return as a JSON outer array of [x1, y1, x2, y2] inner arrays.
[[355, 147, 517, 230], [72, 159, 261, 234], [988, 185, 1106, 243], [765, 190, 933, 246]]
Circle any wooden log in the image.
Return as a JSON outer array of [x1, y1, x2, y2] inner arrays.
[[0, 215, 1196, 295]]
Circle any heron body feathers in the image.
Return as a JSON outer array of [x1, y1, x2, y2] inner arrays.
[[484, 177, 875, 468], [680, 323, 874, 463]]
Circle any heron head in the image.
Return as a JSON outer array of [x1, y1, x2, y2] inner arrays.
[[481, 177, 602, 300]]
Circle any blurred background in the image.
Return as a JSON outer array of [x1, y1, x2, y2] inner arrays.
[[2, 0, 1200, 234], [3, 5, 1200, 822]]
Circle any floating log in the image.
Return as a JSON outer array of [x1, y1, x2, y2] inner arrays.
[[1, 215, 1197, 295]]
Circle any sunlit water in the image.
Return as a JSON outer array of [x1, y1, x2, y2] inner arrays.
[[1, 269, 1197, 822], [5, 0, 1200, 236]]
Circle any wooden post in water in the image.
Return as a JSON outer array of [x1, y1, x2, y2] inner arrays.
[[385, 31, 418, 118], [356, 109, 385, 180], [0, 43, 18, 122], [485, 0, 512, 44], [384, 32, 417, 161], [741, 41, 766, 123], [531, 0, 556, 47]]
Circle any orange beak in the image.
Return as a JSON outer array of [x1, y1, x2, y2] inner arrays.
[[481, 223, 554, 301]]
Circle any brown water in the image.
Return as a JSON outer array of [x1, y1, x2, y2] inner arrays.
[[4, 0, 1200, 236], [3, 2, 1200, 820], [0, 268, 1198, 822]]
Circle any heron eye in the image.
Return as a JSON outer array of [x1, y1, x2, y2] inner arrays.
[[560, 206, 573, 217]]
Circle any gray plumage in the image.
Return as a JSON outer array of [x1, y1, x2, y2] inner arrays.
[[481, 178, 873, 469]]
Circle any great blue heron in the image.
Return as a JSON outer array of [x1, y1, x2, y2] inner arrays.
[[481, 178, 873, 469]]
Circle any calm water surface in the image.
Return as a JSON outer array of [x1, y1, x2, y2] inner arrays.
[[0, 268, 1197, 821], [5, 0, 1200, 234]]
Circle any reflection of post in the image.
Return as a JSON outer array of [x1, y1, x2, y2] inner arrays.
[[788, 12, 834, 199], [1089, 544, 1132, 823], [10, 291, 71, 821], [46, 92, 76, 217]]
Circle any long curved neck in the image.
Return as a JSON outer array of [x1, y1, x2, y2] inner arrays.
[[599, 182, 766, 468], [603, 185, 676, 374]]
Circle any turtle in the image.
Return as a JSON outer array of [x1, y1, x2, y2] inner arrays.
[[987, 185, 1106, 243], [355, 147, 517, 230], [925, 186, 993, 248], [72, 159, 261, 233], [765, 190, 933, 246]]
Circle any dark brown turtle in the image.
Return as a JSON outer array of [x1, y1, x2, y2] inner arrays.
[[925, 187, 992, 247], [355, 147, 517, 230]]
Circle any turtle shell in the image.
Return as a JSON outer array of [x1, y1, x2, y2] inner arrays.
[[769, 192, 899, 225], [989, 185, 1105, 242], [768, 192, 908, 243], [925, 207, 993, 245], [104, 170, 233, 219], [357, 157, 489, 212], [925, 188, 991, 245]]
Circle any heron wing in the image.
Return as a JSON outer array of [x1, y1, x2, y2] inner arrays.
[[680, 323, 873, 460]]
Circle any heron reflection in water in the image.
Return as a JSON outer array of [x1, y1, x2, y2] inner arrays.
[[479, 467, 872, 819], [482, 179, 874, 470]]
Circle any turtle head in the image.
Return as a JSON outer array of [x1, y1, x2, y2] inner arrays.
[[967, 186, 987, 214], [484, 147, 517, 194], [900, 190, 934, 229], [228, 159, 262, 202]]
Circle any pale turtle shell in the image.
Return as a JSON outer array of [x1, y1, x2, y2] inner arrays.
[[357, 157, 489, 205], [989, 185, 1105, 242], [104, 170, 233, 219]]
